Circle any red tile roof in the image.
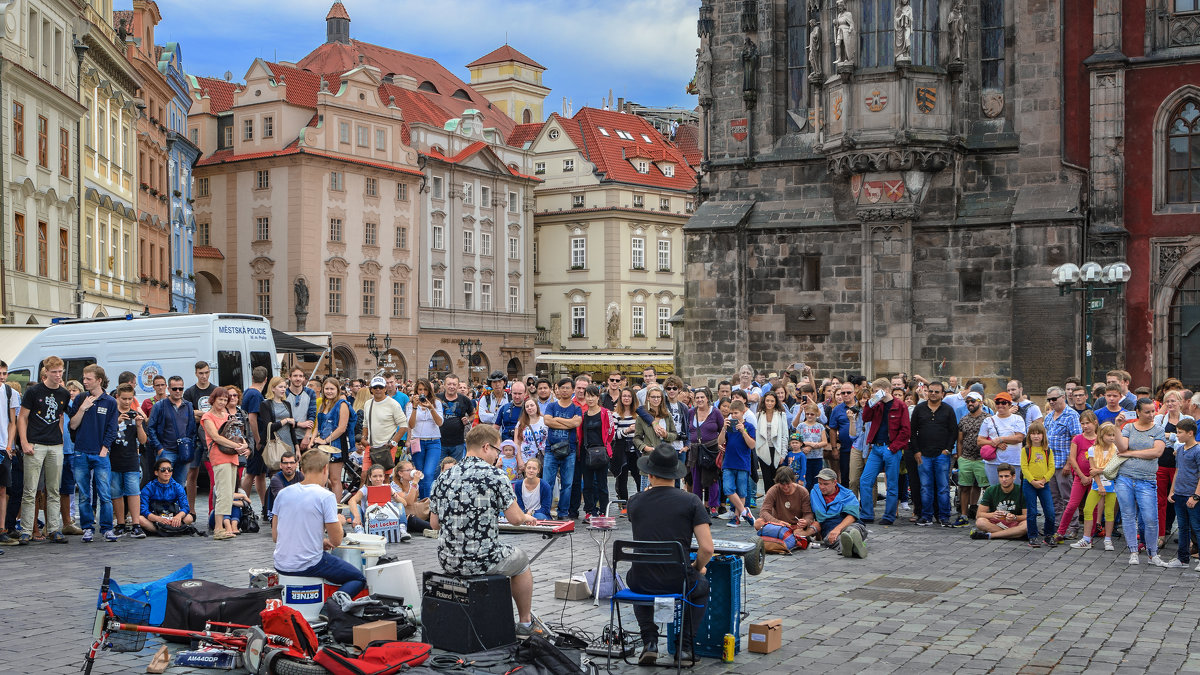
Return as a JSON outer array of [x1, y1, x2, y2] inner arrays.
[[506, 122, 543, 148], [297, 39, 516, 139], [195, 145, 424, 178], [194, 76, 242, 114], [672, 123, 702, 168], [326, 2, 350, 20], [562, 107, 696, 192], [423, 141, 541, 182], [467, 45, 545, 70], [193, 245, 225, 260]]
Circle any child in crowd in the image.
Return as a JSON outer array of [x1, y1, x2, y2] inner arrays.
[[1021, 420, 1056, 548], [1071, 422, 1119, 551], [783, 432, 807, 485], [1168, 419, 1200, 569], [1055, 410, 1098, 543], [499, 440, 521, 481], [795, 404, 827, 489], [346, 464, 389, 533]]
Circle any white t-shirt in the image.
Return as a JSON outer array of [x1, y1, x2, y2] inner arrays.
[[521, 482, 541, 514], [1017, 400, 1043, 426], [732, 384, 763, 414], [0, 385, 21, 450], [273, 483, 338, 572], [406, 398, 444, 439], [980, 414, 1028, 465]]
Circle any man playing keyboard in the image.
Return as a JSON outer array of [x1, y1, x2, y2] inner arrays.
[[430, 425, 544, 638]]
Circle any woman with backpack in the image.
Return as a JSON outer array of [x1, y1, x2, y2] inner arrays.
[[687, 387, 724, 516], [314, 377, 353, 502], [200, 387, 249, 540]]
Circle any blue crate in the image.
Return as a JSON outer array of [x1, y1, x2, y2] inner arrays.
[[668, 554, 742, 658]]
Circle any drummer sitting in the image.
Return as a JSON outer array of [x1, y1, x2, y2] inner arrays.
[[272, 450, 366, 597], [430, 425, 543, 638]]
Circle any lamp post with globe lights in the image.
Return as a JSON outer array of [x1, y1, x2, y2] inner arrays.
[[1052, 261, 1132, 389]]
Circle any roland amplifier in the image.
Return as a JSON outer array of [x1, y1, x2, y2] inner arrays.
[[420, 572, 515, 653]]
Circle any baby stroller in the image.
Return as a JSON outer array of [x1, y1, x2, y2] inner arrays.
[[340, 450, 364, 505]]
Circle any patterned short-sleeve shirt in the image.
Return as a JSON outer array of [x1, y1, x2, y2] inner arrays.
[[958, 412, 986, 461], [430, 455, 517, 575]]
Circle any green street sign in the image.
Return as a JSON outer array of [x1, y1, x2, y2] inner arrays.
[[1087, 298, 1104, 311]]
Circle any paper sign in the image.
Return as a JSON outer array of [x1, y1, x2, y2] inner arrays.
[[653, 597, 674, 624]]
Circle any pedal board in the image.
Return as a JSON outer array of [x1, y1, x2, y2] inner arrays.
[[584, 642, 637, 658]]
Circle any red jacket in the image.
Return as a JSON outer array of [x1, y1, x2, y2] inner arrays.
[[576, 406, 614, 457], [863, 396, 911, 452]]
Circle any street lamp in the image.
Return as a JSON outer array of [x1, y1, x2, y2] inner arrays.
[[457, 338, 481, 359], [1052, 260, 1131, 389], [366, 333, 392, 369]]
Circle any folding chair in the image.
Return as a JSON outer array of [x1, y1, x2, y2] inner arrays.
[[607, 540, 693, 674]]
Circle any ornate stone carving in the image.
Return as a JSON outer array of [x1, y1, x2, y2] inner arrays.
[[390, 263, 411, 281], [833, 0, 855, 68], [1158, 245, 1189, 281], [947, 0, 966, 63], [828, 148, 953, 177], [605, 302, 620, 348], [695, 41, 712, 107], [858, 205, 920, 222], [359, 260, 382, 276], [895, 0, 913, 64], [249, 256, 274, 275], [1169, 15, 1200, 47], [981, 90, 1004, 118]]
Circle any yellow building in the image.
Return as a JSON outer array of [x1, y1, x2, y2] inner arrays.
[[468, 46, 549, 125], [526, 107, 696, 379], [80, 0, 142, 317]]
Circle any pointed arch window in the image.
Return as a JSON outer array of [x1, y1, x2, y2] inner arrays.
[[1167, 101, 1200, 203]]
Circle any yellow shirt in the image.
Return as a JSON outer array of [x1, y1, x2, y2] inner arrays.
[[1021, 445, 1054, 482]]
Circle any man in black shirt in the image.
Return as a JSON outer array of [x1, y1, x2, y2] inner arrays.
[[16, 355, 72, 544], [600, 371, 623, 410], [627, 443, 714, 665], [182, 360, 215, 516], [438, 374, 474, 462], [911, 381, 960, 527]]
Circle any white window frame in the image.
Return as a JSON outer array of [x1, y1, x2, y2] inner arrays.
[[571, 305, 586, 337], [508, 236, 519, 260], [330, 171, 343, 191], [255, 169, 269, 189], [392, 281, 405, 317], [432, 224, 444, 250], [395, 225, 407, 249], [481, 283, 492, 311], [339, 122, 350, 143], [397, 182, 408, 201], [481, 186, 491, 207], [563, 158, 574, 172], [658, 239, 671, 271], [364, 222, 377, 246], [432, 278, 444, 307], [570, 237, 586, 268], [256, 279, 271, 316], [463, 182, 474, 205], [662, 163, 674, 177], [631, 237, 645, 270], [508, 285, 519, 313], [255, 216, 269, 241], [658, 306, 672, 338], [432, 176, 443, 198], [356, 125, 369, 147], [329, 218, 343, 242], [243, 118, 253, 141], [660, 197, 670, 211], [534, 162, 546, 175], [572, 194, 585, 208], [375, 128, 385, 151], [636, 160, 648, 174], [633, 194, 645, 208], [464, 281, 474, 310], [508, 191, 518, 213], [463, 229, 474, 254], [365, 177, 377, 197], [632, 305, 645, 337], [263, 116, 274, 138], [480, 232, 492, 256], [361, 279, 376, 316], [328, 277, 342, 314]]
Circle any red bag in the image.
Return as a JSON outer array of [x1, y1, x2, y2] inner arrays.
[[259, 605, 320, 659], [314, 642, 432, 675], [980, 444, 997, 461]]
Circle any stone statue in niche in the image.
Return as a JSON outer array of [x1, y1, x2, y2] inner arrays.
[[294, 277, 309, 331], [947, 0, 967, 63], [833, 0, 855, 67], [605, 302, 621, 348], [895, 0, 913, 64], [808, 18, 823, 79], [695, 41, 712, 104], [741, 38, 760, 96]]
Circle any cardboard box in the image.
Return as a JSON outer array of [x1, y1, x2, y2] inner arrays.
[[353, 620, 397, 650], [748, 618, 782, 654], [554, 578, 590, 601]]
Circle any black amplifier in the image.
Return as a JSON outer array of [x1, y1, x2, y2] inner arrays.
[[421, 572, 515, 653]]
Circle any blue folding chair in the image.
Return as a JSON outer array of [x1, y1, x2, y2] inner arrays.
[[608, 540, 693, 673]]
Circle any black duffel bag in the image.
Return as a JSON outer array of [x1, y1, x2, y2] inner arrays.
[[161, 579, 281, 643]]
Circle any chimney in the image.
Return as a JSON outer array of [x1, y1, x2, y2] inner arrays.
[[325, 2, 350, 44]]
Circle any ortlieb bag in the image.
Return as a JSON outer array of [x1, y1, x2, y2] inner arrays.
[[757, 523, 805, 554], [260, 604, 320, 659], [314, 641, 431, 675], [161, 580, 280, 643]]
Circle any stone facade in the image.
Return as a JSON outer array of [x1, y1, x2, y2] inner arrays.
[[681, 0, 1085, 393]]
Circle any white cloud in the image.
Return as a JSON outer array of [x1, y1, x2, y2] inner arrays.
[[150, 0, 701, 111]]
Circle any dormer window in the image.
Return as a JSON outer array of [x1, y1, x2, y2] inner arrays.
[[451, 89, 472, 101], [635, 160, 649, 174], [660, 163, 675, 177], [418, 81, 439, 94]]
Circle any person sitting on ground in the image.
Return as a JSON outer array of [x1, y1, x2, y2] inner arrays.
[[513, 456, 552, 520], [810, 467, 867, 557], [346, 464, 414, 542], [753, 466, 819, 541], [627, 442, 714, 666], [970, 463, 1028, 541], [266, 451, 303, 521], [430, 425, 544, 638], [273, 449, 366, 597], [138, 458, 195, 535], [390, 460, 432, 535], [209, 490, 252, 534]]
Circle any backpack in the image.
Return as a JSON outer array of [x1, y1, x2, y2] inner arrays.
[[313, 642, 431, 675], [757, 523, 807, 554], [1018, 401, 1035, 425]]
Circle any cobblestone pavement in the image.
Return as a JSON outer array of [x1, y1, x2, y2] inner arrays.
[[8, 495, 1200, 674]]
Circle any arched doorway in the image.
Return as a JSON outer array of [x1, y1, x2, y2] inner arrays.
[[382, 349, 406, 381], [507, 357, 522, 379], [469, 351, 491, 384], [428, 350, 451, 381], [1169, 261, 1200, 389], [331, 345, 357, 380], [194, 270, 223, 314]]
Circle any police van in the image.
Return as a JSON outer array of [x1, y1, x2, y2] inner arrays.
[[7, 313, 279, 395]]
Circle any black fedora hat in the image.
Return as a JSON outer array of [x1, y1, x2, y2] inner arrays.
[[637, 442, 687, 481]]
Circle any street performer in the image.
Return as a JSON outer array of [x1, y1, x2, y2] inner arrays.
[[429, 425, 544, 638], [627, 442, 714, 666]]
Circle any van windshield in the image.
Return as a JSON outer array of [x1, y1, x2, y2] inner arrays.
[[7, 370, 30, 391]]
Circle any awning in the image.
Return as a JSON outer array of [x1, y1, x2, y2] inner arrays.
[[272, 329, 327, 354], [536, 352, 675, 366]]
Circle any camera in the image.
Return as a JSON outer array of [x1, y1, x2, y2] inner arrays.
[[419, 395, 428, 402], [850, 405, 861, 414]]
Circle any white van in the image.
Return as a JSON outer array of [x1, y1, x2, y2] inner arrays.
[[8, 313, 279, 396]]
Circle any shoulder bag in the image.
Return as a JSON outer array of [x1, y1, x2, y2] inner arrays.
[[979, 416, 998, 462], [169, 404, 195, 464], [1101, 451, 1127, 480]]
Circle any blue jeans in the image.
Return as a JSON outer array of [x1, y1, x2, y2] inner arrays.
[[721, 468, 750, 501], [1115, 475, 1159, 554], [1022, 479, 1056, 540], [442, 443, 466, 463], [281, 551, 365, 597], [543, 450, 575, 519], [415, 439, 443, 499], [155, 448, 187, 486], [1174, 497, 1200, 564], [918, 452, 953, 522], [804, 457, 821, 491], [74, 453, 113, 532], [859, 445, 901, 522]]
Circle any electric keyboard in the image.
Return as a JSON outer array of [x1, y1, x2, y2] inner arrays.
[[499, 519, 576, 534]]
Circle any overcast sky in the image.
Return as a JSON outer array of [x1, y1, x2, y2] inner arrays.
[[137, 0, 701, 115]]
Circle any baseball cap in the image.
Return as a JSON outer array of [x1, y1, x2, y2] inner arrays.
[[816, 468, 838, 482], [968, 382, 985, 395], [369, 376, 386, 388], [966, 392, 983, 402], [994, 391, 1013, 403]]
